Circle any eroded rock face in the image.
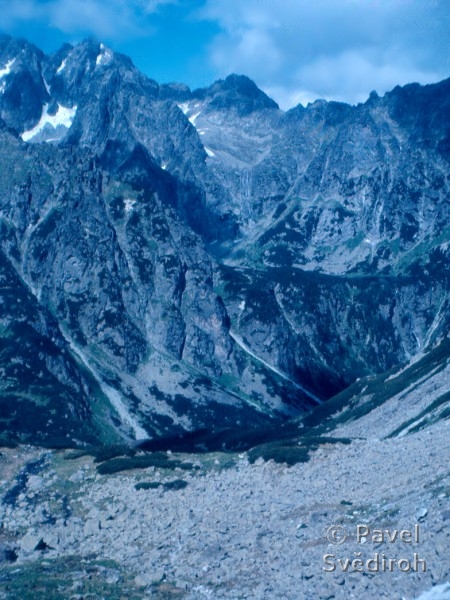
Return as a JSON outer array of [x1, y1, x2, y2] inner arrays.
[[0, 247, 108, 447], [0, 35, 448, 444]]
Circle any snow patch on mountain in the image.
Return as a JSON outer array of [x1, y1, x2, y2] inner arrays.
[[189, 112, 201, 126], [124, 198, 136, 213], [56, 58, 67, 75], [96, 44, 113, 67], [177, 102, 189, 115], [43, 77, 51, 96], [21, 103, 77, 142], [177, 102, 203, 127], [0, 58, 15, 78]]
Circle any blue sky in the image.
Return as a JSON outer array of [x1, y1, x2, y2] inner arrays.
[[0, 0, 448, 109]]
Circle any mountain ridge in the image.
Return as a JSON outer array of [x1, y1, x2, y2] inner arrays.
[[0, 35, 448, 447]]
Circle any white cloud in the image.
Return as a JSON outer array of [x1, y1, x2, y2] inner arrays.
[[0, 0, 175, 40], [139, 0, 178, 14], [49, 0, 137, 38], [199, 0, 450, 107], [0, 0, 46, 26], [210, 28, 282, 77], [295, 51, 444, 105], [261, 86, 318, 111]]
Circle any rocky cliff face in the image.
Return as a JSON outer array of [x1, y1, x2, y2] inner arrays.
[[0, 35, 448, 445], [0, 246, 114, 447]]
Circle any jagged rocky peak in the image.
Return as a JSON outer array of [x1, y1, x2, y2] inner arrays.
[[0, 34, 45, 74], [366, 89, 380, 104], [0, 37, 92, 142], [284, 97, 354, 127], [0, 35, 49, 131], [11, 37, 164, 146], [192, 73, 279, 115], [51, 39, 121, 73], [39, 40, 162, 151], [382, 77, 450, 154], [0, 34, 34, 62], [44, 39, 156, 105]]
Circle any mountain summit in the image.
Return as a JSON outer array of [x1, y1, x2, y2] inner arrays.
[[192, 74, 280, 114]]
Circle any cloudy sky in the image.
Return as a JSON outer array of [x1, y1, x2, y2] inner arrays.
[[0, 0, 448, 108]]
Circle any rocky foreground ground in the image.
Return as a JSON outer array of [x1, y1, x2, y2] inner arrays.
[[0, 417, 449, 599]]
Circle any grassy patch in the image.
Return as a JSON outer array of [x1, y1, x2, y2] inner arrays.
[[148, 581, 186, 598], [163, 479, 188, 491], [387, 389, 450, 438], [0, 555, 142, 600], [135, 481, 161, 490], [248, 442, 310, 466], [92, 444, 136, 463], [247, 436, 351, 467], [96, 453, 194, 475]]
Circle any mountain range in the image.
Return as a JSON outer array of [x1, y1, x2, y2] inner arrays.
[[0, 34, 449, 448]]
